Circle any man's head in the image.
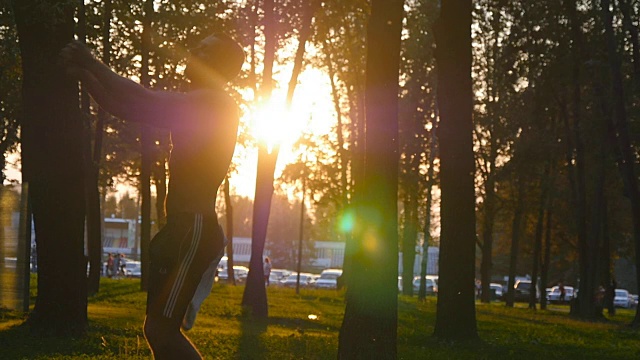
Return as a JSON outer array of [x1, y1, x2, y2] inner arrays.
[[186, 33, 245, 85]]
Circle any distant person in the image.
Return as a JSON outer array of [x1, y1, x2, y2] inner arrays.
[[113, 252, 121, 279], [107, 253, 114, 278], [264, 257, 272, 286], [559, 282, 566, 303], [60, 32, 244, 359]]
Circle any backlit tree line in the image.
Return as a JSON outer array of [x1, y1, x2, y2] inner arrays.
[[2, 0, 640, 357]]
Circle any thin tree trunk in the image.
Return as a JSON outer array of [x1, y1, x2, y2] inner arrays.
[[506, 177, 524, 308], [77, 0, 102, 296], [223, 177, 235, 285], [480, 138, 496, 304], [402, 191, 417, 296], [243, 0, 316, 318], [530, 164, 550, 309], [139, 0, 153, 290], [419, 123, 437, 301], [540, 184, 554, 310]]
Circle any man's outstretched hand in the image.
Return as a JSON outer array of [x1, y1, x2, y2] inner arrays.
[[59, 40, 96, 78]]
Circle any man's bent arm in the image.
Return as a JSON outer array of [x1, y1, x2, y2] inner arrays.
[[81, 58, 157, 122]]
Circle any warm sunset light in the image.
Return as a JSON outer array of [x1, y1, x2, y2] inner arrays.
[[229, 67, 337, 198], [250, 98, 299, 154]]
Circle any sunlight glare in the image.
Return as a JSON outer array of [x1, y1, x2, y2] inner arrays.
[[251, 99, 302, 153]]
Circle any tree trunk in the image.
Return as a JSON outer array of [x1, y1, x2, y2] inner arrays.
[[432, 0, 478, 341], [242, 0, 276, 317], [77, 0, 102, 296], [505, 177, 524, 308], [13, 0, 88, 336], [139, 0, 153, 290], [600, 0, 640, 327], [530, 165, 550, 309], [402, 191, 417, 296], [223, 177, 235, 285], [480, 146, 496, 304], [418, 123, 437, 301], [540, 192, 554, 310], [337, 0, 402, 358]]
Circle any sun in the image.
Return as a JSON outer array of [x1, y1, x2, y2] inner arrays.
[[249, 67, 336, 153], [231, 67, 337, 197], [250, 98, 302, 153]]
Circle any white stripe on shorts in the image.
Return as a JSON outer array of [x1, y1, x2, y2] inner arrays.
[[163, 213, 203, 318]]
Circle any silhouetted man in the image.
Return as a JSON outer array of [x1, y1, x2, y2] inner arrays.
[[60, 33, 244, 359]]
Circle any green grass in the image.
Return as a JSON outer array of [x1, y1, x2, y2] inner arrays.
[[1, 278, 639, 359]]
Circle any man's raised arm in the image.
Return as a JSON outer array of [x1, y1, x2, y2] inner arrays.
[[59, 41, 163, 124]]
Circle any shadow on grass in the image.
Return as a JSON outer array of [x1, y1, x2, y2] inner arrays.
[[0, 321, 101, 359], [89, 278, 144, 303], [236, 315, 268, 360]]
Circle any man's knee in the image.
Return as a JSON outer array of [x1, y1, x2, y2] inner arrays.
[[144, 316, 177, 346]]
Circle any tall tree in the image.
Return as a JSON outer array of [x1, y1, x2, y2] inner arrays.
[[12, 0, 88, 335], [242, 0, 318, 318], [78, 0, 103, 297], [433, 0, 478, 340], [139, 0, 153, 291], [600, 0, 640, 327], [338, 0, 403, 357]]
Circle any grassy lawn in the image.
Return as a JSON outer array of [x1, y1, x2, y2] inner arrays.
[[1, 278, 639, 359]]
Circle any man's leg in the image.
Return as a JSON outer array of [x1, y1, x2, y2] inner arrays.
[[145, 213, 222, 358], [144, 315, 202, 360]]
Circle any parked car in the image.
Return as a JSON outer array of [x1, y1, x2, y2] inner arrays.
[[270, 268, 292, 281], [280, 272, 316, 288], [412, 275, 438, 295], [514, 280, 539, 302], [547, 285, 574, 304], [614, 289, 632, 308], [490, 283, 504, 300], [122, 260, 141, 278], [218, 265, 249, 283], [314, 269, 343, 289]]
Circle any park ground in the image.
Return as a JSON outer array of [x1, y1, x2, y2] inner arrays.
[[1, 278, 639, 359]]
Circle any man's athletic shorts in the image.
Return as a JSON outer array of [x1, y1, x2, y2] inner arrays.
[[182, 229, 227, 330], [147, 212, 225, 328]]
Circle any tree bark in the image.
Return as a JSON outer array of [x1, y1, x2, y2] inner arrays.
[[432, 0, 478, 341], [530, 165, 550, 309], [223, 177, 235, 285], [419, 123, 437, 301], [77, 0, 102, 296], [600, 0, 640, 327], [139, 0, 153, 290], [13, 0, 88, 335], [505, 177, 524, 308], [338, 0, 403, 358]]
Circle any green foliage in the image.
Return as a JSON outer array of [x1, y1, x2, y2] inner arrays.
[[1, 279, 639, 359]]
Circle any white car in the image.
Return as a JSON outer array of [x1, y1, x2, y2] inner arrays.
[[280, 272, 316, 288], [614, 289, 632, 308], [218, 265, 249, 283], [123, 260, 141, 278], [412, 275, 438, 295], [314, 269, 343, 289], [547, 286, 574, 303]]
